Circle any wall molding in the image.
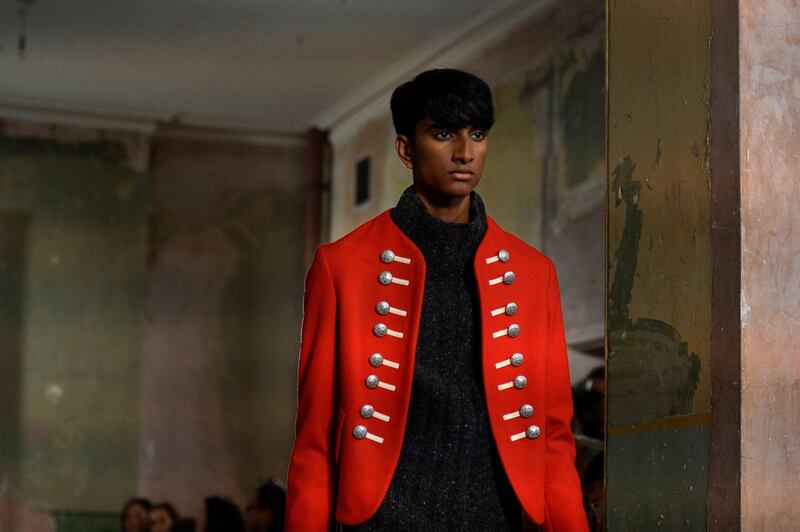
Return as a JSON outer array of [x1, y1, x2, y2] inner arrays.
[[153, 123, 306, 148], [0, 98, 305, 147], [0, 98, 159, 134]]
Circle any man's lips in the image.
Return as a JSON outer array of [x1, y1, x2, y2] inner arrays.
[[449, 170, 474, 178]]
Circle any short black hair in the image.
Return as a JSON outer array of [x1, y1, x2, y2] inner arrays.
[[255, 479, 286, 531], [151, 501, 179, 522], [390, 68, 494, 139], [204, 496, 244, 532], [120, 497, 151, 530]]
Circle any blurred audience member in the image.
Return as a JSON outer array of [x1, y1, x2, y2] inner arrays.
[[121, 497, 151, 532], [572, 365, 605, 440], [246, 479, 286, 532], [150, 502, 179, 532], [583, 452, 605, 532], [199, 496, 244, 532]]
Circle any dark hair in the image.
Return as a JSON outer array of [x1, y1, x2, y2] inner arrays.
[[390, 68, 494, 140], [255, 479, 286, 531], [152, 501, 179, 522], [204, 496, 244, 532], [121, 497, 152, 530]]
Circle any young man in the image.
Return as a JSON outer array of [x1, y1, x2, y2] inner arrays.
[[286, 69, 587, 531]]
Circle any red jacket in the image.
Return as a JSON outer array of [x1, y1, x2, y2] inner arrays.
[[286, 209, 588, 531]]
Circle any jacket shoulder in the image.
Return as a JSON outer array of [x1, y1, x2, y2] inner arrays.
[[486, 216, 554, 271], [313, 209, 396, 264]]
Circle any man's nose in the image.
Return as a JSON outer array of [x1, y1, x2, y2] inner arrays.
[[452, 137, 474, 164]]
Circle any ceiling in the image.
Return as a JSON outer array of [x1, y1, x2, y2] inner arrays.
[[0, 0, 504, 133]]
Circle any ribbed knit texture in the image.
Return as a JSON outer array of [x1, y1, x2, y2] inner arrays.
[[343, 186, 521, 531]]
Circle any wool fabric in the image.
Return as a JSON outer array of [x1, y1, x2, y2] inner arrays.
[[342, 186, 522, 531]]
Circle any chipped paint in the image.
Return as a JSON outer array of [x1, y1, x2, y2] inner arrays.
[[608, 156, 701, 426], [607, 1, 713, 529], [740, 288, 750, 327], [654, 138, 663, 167], [562, 48, 604, 189]]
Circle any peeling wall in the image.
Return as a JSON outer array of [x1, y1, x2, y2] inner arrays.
[[140, 136, 307, 518], [0, 120, 149, 513], [739, 1, 800, 528], [328, 0, 605, 377], [606, 2, 712, 529]]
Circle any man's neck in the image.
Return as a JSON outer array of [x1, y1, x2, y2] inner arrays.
[[413, 188, 471, 224]]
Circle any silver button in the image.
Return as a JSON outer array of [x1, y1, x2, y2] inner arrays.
[[520, 404, 534, 418], [513, 375, 527, 389], [505, 302, 518, 316], [510, 353, 524, 367], [369, 353, 384, 367], [373, 323, 388, 337], [503, 271, 515, 285], [380, 250, 396, 264], [379, 271, 393, 285], [353, 425, 368, 439], [525, 425, 541, 439], [498, 249, 510, 263], [365, 375, 380, 389], [507, 324, 520, 337], [375, 301, 390, 315], [360, 405, 375, 419]]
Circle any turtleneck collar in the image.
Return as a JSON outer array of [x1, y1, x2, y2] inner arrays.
[[390, 185, 487, 261]]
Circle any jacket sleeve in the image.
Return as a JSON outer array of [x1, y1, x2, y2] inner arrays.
[[543, 260, 589, 532], [286, 246, 339, 531]]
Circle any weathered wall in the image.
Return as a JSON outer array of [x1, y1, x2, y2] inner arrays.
[[606, 2, 712, 529], [0, 120, 149, 513], [140, 135, 307, 517], [739, 1, 800, 528], [328, 0, 605, 379], [0, 117, 309, 526]]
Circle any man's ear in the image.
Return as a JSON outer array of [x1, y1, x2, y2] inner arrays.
[[395, 135, 414, 170]]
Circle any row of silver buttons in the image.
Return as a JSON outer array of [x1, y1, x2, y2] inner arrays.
[[487, 248, 540, 441], [353, 249, 411, 444]]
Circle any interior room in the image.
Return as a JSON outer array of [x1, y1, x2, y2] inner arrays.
[[0, 0, 797, 531]]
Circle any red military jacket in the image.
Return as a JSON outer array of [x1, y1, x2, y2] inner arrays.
[[286, 209, 588, 532]]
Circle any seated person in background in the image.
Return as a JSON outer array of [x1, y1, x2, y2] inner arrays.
[[149, 501, 179, 532], [199, 496, 244, 532], [582, 452, 605, 532], [572, 366, 605, 440], [246, 479, 286, 532], [120, 497, 151, 532]]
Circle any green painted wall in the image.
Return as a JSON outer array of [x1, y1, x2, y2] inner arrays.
[[607, 2, 713, 529], [0, 134, 148, 512], [52, 512, 117, 532]]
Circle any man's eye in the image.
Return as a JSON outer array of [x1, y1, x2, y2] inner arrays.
[[434, 130, 451, 140], [472, 130, 487, 140]]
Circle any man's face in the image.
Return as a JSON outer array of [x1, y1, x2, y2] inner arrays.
[[396, 117, 489, 202]]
